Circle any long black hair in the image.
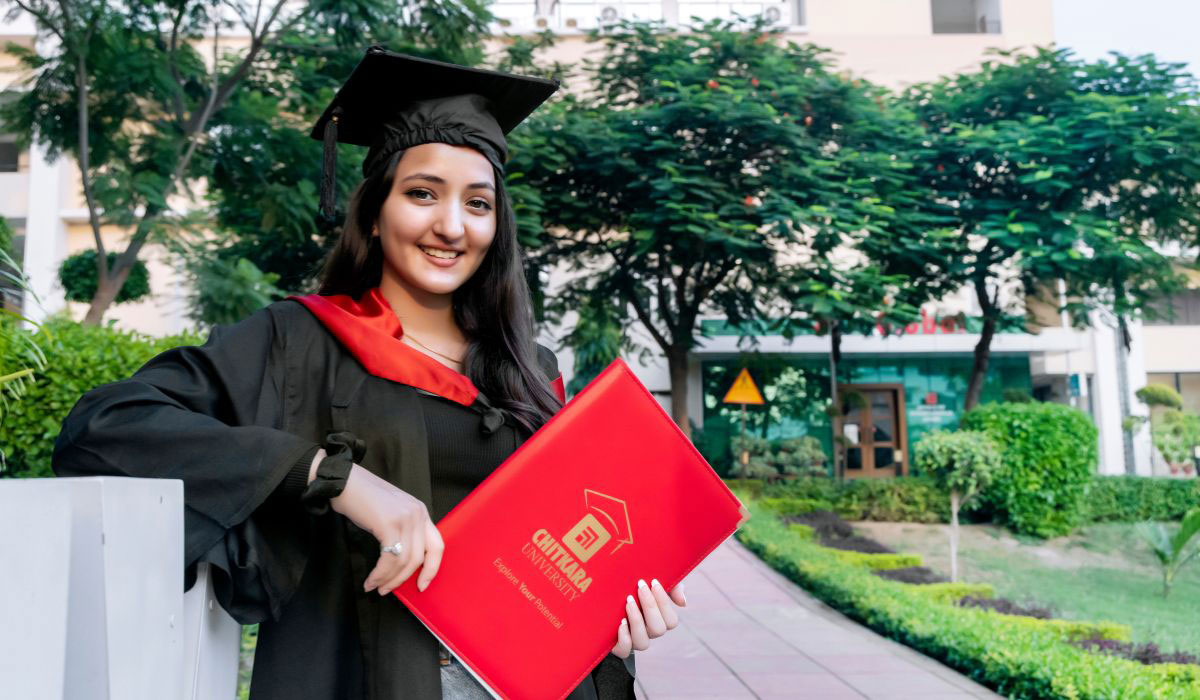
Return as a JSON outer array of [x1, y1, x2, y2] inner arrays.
[[318, 150, 561, 434]]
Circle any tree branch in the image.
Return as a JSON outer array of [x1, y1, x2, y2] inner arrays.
[[612, 250, 671, 352], [9, 0, 66, 42]]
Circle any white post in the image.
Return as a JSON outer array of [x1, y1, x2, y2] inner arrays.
[[0, 477, 185, 699]]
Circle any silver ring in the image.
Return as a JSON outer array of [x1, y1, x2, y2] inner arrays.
[[381, 542, 404, 556]]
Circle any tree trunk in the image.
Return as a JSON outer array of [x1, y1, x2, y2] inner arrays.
[[829, 321, 842, 480], [949, 489, 961, 583], [964, 316, 996, 412], [666, 346, 691, 439], [1115, 315, 1137, 475], [82, 262, 136, 326]]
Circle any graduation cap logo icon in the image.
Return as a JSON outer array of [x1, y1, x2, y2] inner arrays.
[[562, 489, 633, 563]]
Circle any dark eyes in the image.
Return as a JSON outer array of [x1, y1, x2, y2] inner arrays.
[[405, 188, 492, 211]]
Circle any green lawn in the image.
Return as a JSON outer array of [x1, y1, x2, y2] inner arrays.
[[858, 521, 1200, 656]]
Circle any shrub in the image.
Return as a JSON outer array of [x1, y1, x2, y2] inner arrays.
[[760, 496, 834, 516], [762, 475, 952, 523], [0, 317, 201, 477], [736, 499, 1200, 699], [1152, 410, 1200, 473], [828, 550, 923, 570], [58, 250, 150, 304], [1083, 477, 1200, 522], [914, 429, 1002, 580], [962, 402, 1098, 538], [768, 436, 827, 477], [908, 582, 995, 604], [1138, 384, 1185, 410]]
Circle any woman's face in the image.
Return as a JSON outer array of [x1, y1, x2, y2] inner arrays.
[[374, 142, 497, 299]]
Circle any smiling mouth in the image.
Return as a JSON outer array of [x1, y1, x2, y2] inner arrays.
[[418, 244, 463, 260]]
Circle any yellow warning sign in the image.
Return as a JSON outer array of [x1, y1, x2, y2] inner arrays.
[[722, 368, 764, 405]]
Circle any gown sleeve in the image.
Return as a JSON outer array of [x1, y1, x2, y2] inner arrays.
[[51, 306, 321, 622]]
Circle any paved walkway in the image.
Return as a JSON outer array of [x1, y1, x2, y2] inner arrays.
[[631, 537, 1004, 700]]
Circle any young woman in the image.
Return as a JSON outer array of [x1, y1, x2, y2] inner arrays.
[[51, 48, 684, 699]]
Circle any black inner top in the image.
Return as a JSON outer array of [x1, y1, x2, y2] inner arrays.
[[421, 391, 521, 522]]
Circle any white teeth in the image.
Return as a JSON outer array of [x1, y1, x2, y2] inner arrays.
[[419, 245, 461, 260]]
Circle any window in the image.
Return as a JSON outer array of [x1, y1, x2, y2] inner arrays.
[[931, 0, 1001, 34], [1146, 290, 1200, 326], [0, 141, 19, 173]]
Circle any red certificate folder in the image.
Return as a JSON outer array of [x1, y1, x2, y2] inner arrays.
[[393, 358, 749, 699]]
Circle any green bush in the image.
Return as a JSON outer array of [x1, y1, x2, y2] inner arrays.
[[768, 436, 827, 477], [908, 582, 995, 604], [737, 499, 1200, 699], [58, 250, 151, 304], [762, 476, 952, 523], [760, 496, 834, 516], [962, 402, 1098, 538], [1082, 477, 1200, 522], [1152, 409, 1200, 469], [1138, 384, 1185, 410], [0, 317, 201, 477], [828, 550, 923, 570]]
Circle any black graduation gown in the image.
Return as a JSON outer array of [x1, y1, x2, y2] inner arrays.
[[51, 298, 636, 699]]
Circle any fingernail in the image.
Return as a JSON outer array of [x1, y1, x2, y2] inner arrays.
[[627, 594, 635, 607], [620, 618, 628, 629], [379, 588, 390, 596], [651, 578, 662, 590], [680, 582, 688, 604], [637, 579, 648, 590]]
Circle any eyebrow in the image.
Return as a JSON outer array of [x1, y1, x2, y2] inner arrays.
[[400, 173, 495, 192]]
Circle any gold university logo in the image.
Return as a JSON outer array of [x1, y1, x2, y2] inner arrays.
[[562, 489, 633, 563]]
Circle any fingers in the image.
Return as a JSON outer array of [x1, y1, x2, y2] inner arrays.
[[611, 619, 632, 658], [379, 522, 424, 595], [416, 521, 445, 592], [650, 578, 680, 630], [625, 594, 650, 651], [363, 529, 407, 593], [636, 579, 668, 638], [669, 581, 688, 607]]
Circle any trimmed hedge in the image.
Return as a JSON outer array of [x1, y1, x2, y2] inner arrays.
[[961, 402, 1098, 538], [735, 498, 1200, 699], [828, 550, 923, 570], [731, 474, 1200, 530], [1084, 477, 1200, 523], [0, 317, 202, 477]]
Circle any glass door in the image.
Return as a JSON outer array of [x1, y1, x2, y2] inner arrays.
[[837, 384, 907, 479]]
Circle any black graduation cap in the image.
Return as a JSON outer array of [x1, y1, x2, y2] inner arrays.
[[311, 46, 560, 224]]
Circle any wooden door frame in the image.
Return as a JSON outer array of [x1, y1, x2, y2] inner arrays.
[[834, 383, 910, 478]]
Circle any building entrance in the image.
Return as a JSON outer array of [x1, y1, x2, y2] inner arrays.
[[837, 384, 909, 479]]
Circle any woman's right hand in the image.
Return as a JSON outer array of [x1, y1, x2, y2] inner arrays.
[[312, 452, 444, 595]]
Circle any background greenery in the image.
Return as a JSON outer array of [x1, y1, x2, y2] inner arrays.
[[0, 318, 200, 477], [961, 401, 1099, 537]]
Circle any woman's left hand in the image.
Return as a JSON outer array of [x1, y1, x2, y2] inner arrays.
[[611, 578, 687, 658]]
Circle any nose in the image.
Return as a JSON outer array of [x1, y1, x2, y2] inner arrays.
[[432, 201, 466, 243]]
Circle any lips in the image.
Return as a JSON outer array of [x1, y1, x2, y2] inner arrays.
[[418, 244, 463, 260]]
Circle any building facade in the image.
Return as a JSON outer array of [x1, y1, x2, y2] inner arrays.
[[2, 0, 1192, 475]]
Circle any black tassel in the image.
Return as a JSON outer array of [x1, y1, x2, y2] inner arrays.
[[319, 107, 342, 225]]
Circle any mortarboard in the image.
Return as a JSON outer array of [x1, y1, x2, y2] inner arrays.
[[311, 46, 560, 224]]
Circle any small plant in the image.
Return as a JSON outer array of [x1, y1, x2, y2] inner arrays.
[[1137, 507, 1200, 598], [913, 429, 1002, 581], [1150, 409, 1200, 475]]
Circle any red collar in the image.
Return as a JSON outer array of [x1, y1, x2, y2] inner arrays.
[[289, 287, 481, 406]]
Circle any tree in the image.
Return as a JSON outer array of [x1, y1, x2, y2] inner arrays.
[[513, 18, 930, 435], [913, 429, 1001, 582], [900, 48, 1199, 413], [1, 0, 316, 323]]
